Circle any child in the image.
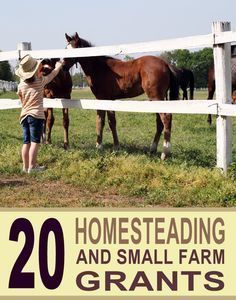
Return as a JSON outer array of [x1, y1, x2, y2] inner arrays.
[[15, 54, 63, 173]]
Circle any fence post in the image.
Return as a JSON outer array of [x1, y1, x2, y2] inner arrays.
[[213, 21, 232, 172], [16, 42, 31, 60]]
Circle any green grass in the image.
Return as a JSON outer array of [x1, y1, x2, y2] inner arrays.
[[0, 90, 17, 99], [0, 89, 236, 207]]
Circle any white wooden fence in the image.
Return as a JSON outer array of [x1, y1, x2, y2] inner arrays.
[[0, 80, 17, 91], [0, 21, 236, 172]]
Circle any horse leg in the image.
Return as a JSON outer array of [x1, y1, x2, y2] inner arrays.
[[46, 108, 54, 144], [144, 93, 166, 154], [107, 110, 119, 150], [42, 110, 48, 143], [96, 110, 106, 149], [62, 108, 69, 150], [207, 88, 215, 125], [207, 78, 215, 125], [183, 88, 188, 100], [150, 113, 164, 154], [207, 116, 212, 125], [190, 87, 194, 100], [159, 113, 172, 160]]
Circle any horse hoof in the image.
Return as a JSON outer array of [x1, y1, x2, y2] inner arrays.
[[161, 152, 167, 160], [96, 143, 103, 150], [150, 143, 157, 154], [64, 143, 69, 150], [161, 141, 171, 160], [161, 152, 172, 160], [113, 144, 120, 152], [161, 152, 171, 160]]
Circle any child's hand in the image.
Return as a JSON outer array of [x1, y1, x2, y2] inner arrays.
[[55, 61, 63, 69]]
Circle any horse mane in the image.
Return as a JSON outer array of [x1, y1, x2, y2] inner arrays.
[[71, 34, 116, 63]]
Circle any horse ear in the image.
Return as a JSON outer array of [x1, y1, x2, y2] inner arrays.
[[65, 33, 72, 42], [75, 32, 80, 41]]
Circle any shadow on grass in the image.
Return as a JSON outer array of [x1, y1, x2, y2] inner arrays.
[[174, 148, 215, 168], [113, 143, 215, 168], [42, 140, 216, 169]]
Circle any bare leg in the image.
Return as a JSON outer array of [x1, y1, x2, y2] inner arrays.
[[107, 110, 119, 150], [22, 143, 30, 171], [96, 110, 106, 149], [29, 142, 40, 169], [62, 108, 69, 149]]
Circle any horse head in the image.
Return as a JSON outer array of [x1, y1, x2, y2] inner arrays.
[[41, 58, 61, 75], [41, 59, 54, 76], [65, 32, 79, 48], [65, 32, 92, 49], [65, 32, 92, 68]]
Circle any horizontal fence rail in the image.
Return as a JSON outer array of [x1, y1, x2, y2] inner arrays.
[[43, 99, 219, 115], [1, 98, 236, 116], [18, 34, 214, 60], [1, 35, 212, 61], [0, 31, 236, 62], [0, 50, 18, 62]]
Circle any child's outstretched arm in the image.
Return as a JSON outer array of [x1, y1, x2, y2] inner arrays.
[[43, 61, 63, 85]]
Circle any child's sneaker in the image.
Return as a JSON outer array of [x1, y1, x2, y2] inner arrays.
[[28, 166, 45, 174]]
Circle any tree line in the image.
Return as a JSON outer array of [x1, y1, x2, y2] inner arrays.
[[0, 62, 14, 81], [0, 48, 214, 89]]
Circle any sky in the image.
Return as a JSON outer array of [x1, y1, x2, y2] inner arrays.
[[1, 0, 236, 52]]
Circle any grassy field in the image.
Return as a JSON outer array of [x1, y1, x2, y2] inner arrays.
[[0, 89, 236, 207]]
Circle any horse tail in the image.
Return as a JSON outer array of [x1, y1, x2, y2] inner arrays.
[[188, 70, 195, 100], [168, 65, 179, 100]]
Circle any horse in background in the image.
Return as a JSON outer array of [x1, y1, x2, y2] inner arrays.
[[169, 65, 194, 99], [65, 32, 179, 160], [41, 58, 73, 149], [178, 68, 194, 100]]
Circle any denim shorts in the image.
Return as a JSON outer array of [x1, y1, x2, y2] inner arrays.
[[22, 115, 44, 144]]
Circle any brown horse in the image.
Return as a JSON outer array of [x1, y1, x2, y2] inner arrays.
[[65, 33, 179, 159], [207, 55, 236, 124], [178, 68, 194, 100], [232, 90, 236, 104], [41, 58, 73, 149], [169, 65, 194, 100]]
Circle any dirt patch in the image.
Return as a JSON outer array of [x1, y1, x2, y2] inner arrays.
[[0, 175, 146, 208], [0, 178, 26, 187]]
